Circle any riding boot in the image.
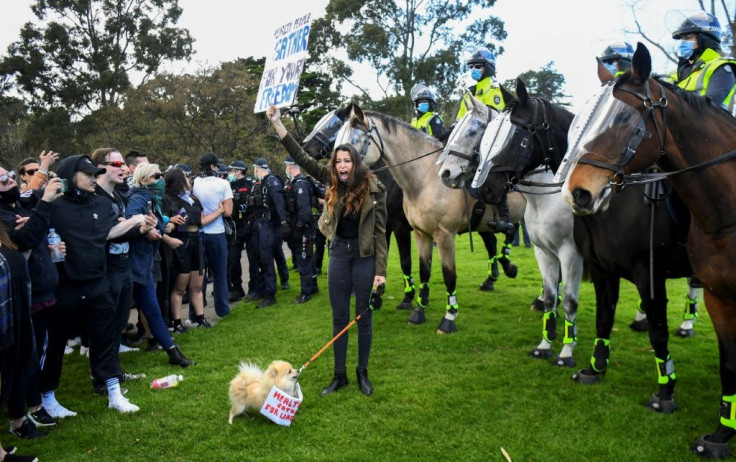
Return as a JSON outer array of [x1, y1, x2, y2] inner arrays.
[[356, 367, 374, 396], [320, 371, 348, 397], [166, 345, 195, 367], [488, 196, 515, 239]]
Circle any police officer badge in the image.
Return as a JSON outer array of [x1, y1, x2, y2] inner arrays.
[[494, 95, 501, 105]]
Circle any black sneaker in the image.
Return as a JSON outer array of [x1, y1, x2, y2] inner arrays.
[[228, 289, 245, 302], [256, 296, 277, 309], [191, 318, 212, 328], [9, 419, 47, 439], [4, 452, 38, 462], [295, 294, 311, 304], [281, 282, 290, 290], [25, 408, 56, 427], [145, 339, 162, 352]]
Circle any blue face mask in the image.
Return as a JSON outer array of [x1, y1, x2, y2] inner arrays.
[[470, 68, 483, 81], [417, 102, 429, 114], [678, 40, 695, 59], [603, 62, 617, 76]]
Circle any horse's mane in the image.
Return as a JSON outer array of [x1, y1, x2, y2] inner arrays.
[[364, 110, 444, 148]]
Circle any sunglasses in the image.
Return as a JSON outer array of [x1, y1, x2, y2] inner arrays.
[[150, 172, 163, 180], [103, 161, 125, 168], [24, 169, 38, 176], [0, 174, 11, 185]]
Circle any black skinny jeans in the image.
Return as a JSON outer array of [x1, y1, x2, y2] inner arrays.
[[327, 236, 374, 372]]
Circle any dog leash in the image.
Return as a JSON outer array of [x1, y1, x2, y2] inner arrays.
[[295, 284, 384, 378]]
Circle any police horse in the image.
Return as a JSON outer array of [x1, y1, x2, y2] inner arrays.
[[559, 43, 736, 457], [302, 107, 517, 311], [315, 104, 524, 333]]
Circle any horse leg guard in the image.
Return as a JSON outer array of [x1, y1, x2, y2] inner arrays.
[[479, 259, 497, 292], [571, 338, 609, 384], [397, 274, 416, 310], [647, 355, 677, 414], [629, 299, 649, 332], [675, 295, 698, 338], [497, 244, 518, 279], [530, 310, 556, 360], [437, 294, 459, 334], [553, 319, 577, 368], [692, 423, 736, 459]]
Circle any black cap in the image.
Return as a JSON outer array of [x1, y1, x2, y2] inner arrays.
[[283, 155, 296, 165], [217, 163, 228, 174], [228, 160, 247, 170], [174, 163, 192, 174], [253, 157, 270, 170], [76, 156, 106, 175], [198, 152, 219, 168]]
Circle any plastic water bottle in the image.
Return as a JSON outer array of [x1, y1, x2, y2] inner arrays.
[[150, 374, 183, 389], [47, 228, 65, 263]]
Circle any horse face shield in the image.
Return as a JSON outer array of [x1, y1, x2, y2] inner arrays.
[[304, 111, 343, 157], [472, 112, 520, 188]]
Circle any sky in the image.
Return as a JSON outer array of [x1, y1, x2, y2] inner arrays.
[[0, 0, 718, 112]]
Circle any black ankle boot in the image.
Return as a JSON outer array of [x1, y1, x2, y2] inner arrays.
[[356, 367, 373, 396], [166, 345, 195, 367], [320, 371, 348, 397]]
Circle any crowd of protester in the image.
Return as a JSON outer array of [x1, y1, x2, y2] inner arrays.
[[0, 148, 325, 461]]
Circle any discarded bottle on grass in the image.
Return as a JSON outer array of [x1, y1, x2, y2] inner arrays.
[[151, 374, 183, 389], [47, 228, 65, 263]]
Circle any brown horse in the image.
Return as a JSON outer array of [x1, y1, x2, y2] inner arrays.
[[561, 42, 736, 458], [336, 104, 525, 333]]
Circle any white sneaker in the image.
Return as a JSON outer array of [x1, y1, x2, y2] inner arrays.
[[108, 392, 140, 413], [64, 345, 73, 355], [119, 344, 139, 353], [79, 345, 89, 357], [67, 336, 81, 348], [42, 400, 78, 418]]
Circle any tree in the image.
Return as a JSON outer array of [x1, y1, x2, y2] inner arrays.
[[502, 62, 571, 107], [0, 0, 194, 114], [309, 0, 506, 118]]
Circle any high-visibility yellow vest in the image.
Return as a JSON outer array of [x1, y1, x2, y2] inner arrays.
[[669, 48, 736, 108], [410, 112, 441, 135], [456, 77, 506, 120]]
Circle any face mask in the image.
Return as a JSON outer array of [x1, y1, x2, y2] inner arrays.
[[678, 40, 695, 59], [470, 68, 483, 81], [0, 186, 21, 205], [603, 62, 617, 76], [227, 174, 237, 182], [146, 178, 165, 199], [417, 102, 429, 114]]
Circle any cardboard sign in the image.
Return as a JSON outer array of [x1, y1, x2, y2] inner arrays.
[[259, 383, 303, 426], [254, 12, 313, 113]]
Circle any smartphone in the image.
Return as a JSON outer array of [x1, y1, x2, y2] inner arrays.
[[146, 201, 153, 213], [58, 178, 68, 193]]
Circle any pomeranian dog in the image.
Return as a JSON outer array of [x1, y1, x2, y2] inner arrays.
[[228, 360, 299, 424]]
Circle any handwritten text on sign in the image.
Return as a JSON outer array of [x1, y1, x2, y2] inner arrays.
[[254, 12, 312, 113], [259, 384, 303, 426]]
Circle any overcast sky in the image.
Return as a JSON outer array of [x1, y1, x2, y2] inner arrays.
[[0, 0, 716, 111]]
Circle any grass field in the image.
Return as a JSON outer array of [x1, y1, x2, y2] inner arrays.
[[5, 234, 720, 461]]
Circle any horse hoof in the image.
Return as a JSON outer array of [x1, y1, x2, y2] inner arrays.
[[692, 434, 733, 459], [437, 317, 457, 334], [396, 302, 414, 311], [675, 327, 695, 338], [553, 355, 576, 368], [529, 348, 552, 360], [628, 319, 649, 332], [503, 263, 518, 279], [479, 277, 495, 292], [407, 307, 426, 325], [646, 394, 677, 414], [571, 369, 602, 385], [530, 298, 545, 313]]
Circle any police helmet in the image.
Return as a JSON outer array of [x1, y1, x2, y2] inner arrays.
[[173, 163, 192, 174], [253, 157, 270, 170], [599, 42, 635, 62], [672, 11, 722, 43], [410, 83, 436, 103], [228, 160, 247, 171], [465, 45, 496, 77]]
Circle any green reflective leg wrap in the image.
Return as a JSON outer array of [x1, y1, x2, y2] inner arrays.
[[590, 338, 610, 372], [563, 319, 577, 344], [402, 274, 416, 294], [655, 354, 676, 385], [417, 282, 429, 308], [487, 258, 497, 277], [636, 299, 645, 315], [542, 310, 558, 343], [720, 395, 736, 430], [501, 243, 512, 257], [683, 295, 699, 321], [445, 290, 458, 311]]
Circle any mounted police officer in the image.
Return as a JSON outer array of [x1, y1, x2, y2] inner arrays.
[[600, 41, 635, 78], [410, 83, 444, 137], [667, 10, 736, 110], [284, 156, 316, 303], [248, 157, 289, 308], [226, 160, 253, 302]]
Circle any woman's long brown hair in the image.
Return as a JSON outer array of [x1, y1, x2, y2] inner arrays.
[[0, 221, 17, 250], [325, 144, 374, 217]]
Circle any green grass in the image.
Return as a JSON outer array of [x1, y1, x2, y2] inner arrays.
[[6, 235, 721, 461]]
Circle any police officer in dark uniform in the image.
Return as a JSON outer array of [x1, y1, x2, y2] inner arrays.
[[311, 177, 326, 276], [226, 160, 253, 302], [284, 156, 316, 303], [249, 157, 289, 308]]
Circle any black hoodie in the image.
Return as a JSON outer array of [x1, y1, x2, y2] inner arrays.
[[49, 155, 120, 284]]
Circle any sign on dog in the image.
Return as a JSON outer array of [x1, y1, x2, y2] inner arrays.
[[260, 383, 303, 426]]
